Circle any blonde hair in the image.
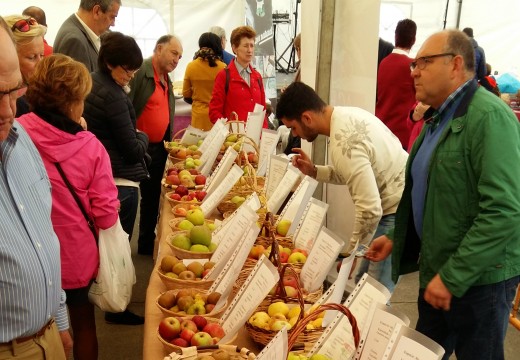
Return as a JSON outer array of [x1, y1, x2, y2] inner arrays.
[[3, 15, 46, 46], [26, 54, 92, 116]]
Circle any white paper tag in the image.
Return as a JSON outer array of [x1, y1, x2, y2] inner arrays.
[[265, 154, 289, 199], [266, 165, 301, 214], [200, 164, 243, 217], [204, 146, 238, 194], [198, 120, 225, 154], [257, 129, 280, 177], [293, 198, 329, 253], [256, 327, 289, 360], [199, 125, 229, 176], [179, 125, 207, 145]]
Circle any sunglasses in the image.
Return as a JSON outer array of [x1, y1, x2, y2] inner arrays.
[[11, 18, 38, 33]]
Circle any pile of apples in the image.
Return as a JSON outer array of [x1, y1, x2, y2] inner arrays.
[[168, 141, 202, 160], [158, 315, 225, 348], [248, 301, 325, 332], [160, 255, 215, 281], [165, 169, 206, 189], [287, 353, 331, 360], [170, 210, 217, 253], [248, 244, 308, 264], [168, 189, 207, 203], [268, 274, 301, 298], [158, 288, 221, 316], [220, 133, 241, 152]]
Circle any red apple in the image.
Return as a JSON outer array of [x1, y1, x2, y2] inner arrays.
[[192, 315, 208, 331], [188, 169, 199, 175], [167, 168, 178, 176], [195, 191, 207, 201], [194, 175, 206, 185], [284, 285, 298, 297], [174, 207, 187, 217], [179, 328, 195, 343], [175, 185, 189, 197], [248, 245, 265, 260], [212, 337, 221, 344], [247, 152, 259, 164], [202, 268, 211, 278], [171, 337, 189, 347], [205, 303, 215, 313], [279, 252, 289, 263], [169, 193, 182, 201], [190, 331, 213, 346], [180, 319, 198, 332], [292, 248, 309, 257], [166, 174, 181, 186], [283, 275, 299, 289], [158, 317, 181, 340], [202, 323, 225, 338]]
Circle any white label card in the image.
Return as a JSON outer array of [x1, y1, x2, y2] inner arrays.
[[256, 327, 289, 360], [203, 146, 238, 194], [381, 324, 445, 360], [200, 164, 243, 217], [276, 176, 318, 236], [257, 129, 280, 177], [209, 223, 260, 309], [265, 154, 289, 199], [198, 120, 225, 154], [293, 198, 329, 253], [323, 255, 356, 327], [219, 255, 280, 343], [244, 110, 264, 152], [179, 125, 207, 145], [199, 125, 229, 176], [266, 165, 301, 214], [300, 227, 345, 292]]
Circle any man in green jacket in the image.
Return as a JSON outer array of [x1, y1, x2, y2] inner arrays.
[[128, 35, 182, 255], [367, 29, 520, 359]]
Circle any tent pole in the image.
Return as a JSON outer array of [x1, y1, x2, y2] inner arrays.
[[455, 0, 463, 29], [443, 0, 449, 29]]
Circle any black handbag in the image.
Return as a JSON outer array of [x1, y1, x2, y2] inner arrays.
[[54, 163, 98, 242]]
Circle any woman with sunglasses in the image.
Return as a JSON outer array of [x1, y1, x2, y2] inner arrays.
[[83, 31, 148, 326], [3, 15, 45, 117]]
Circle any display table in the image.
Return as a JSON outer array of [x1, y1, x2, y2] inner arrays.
[[143, 198, 261, 359]]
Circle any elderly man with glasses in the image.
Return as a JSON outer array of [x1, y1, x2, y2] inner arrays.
[[367, 29, 520, 360]]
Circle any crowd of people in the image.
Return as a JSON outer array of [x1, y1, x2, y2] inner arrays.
[[1, 1, 519, 360]]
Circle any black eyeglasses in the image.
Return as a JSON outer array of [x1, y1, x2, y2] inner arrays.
[[0, 84, 27, 101], [410, 53, 456, 71], [121, 66, 138, 76], [11, 18, 38, 33]]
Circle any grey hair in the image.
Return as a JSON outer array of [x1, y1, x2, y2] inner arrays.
[[154, 34, 181, 52], [209, 26, 226, 40], [444, 29, 475, 74], [80, 0, 121, 12]]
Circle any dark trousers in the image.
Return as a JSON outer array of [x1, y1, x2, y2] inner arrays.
[[117, 186, 139, 241], [138, 142, 167, 254], [416, 275, 519, 360]]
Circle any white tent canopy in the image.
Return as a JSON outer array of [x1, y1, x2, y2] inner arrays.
[[2, 0, 519, 80]]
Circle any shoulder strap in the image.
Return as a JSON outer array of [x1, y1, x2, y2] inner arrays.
[[225, 68, 230, 95], [54, 162, 98, 242]]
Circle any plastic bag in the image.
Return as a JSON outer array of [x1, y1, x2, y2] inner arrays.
[[88, 218, 136, 312]]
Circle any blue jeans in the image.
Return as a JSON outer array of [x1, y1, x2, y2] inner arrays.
[[416, 275, 520, 360], [355, 214, 396, 293], [117, 186, 139, 241]]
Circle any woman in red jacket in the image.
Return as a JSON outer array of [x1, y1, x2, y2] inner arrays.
[[209, 25, 268, 128]]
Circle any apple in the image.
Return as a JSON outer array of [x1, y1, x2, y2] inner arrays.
[[186, 302, 206, 315], [283, 275, 299, 289], [174, 207, 187, 217], [204, 262, 215, 270], [166, 174, 181, 186], [284, 285, 298, 298], [190, 224, 212, 247], [276, 219, 292, 236], [165, 272, 178, 279], [172, 262, 187, 275], [230, 195, 245, 206], [188, 168, 199, 175], [180, 319, 198, 333], [192, 315, 208, 330], [160, 255, 180, 272], [309, 355, 331, 360], [281, 247, 292, 256], [175, 185, 189, 197], [202, 269, 211, 278], [206, 291, 221, 305], [248, 311, 270, 329], [202, 323, 225, 339], [279, 252, 289, 263], [267, 302, 289, 317], [158, 291, 177, 309], [187, 262, 204, 277], [194, 174, 206, 185], [292, 248, 309, 257], [190, 331, 213, 346], [288, 252, 307, 264], [179, 328, 195, 343], [170, 193, 182, 201], [178, 270, 196, 280], [186, 209, 205, 225], [271, 319, 291, 331], [158, 317, 181, 340], [176, 295, 194, 311], [248, 244, 265, 260], [167, 168, 178, 176], [171, 234, 191, 251], [195, 191, 207, 202], [171, 337, 189, 347], [177, 219, 194, 231], [205, 303, 215, 313]]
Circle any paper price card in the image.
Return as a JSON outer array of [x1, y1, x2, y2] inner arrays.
[[200, 164, 243, 217], [344, 274, 392, 333], [256, 327, 288, 360], [276, 176, 318, 237], [323, 254, 356, 327], [265, 154, 289, 199], [203, 146, 238, 194], [209, 204, 258, 265], [245, 110, 264, 151], [209, 223, 260, 306], [219, 255, 280, 344], [266, 165, 301, 214], [199, 125, 229, 176], [293, 198, 328, 253], [300, 227, 345, 292], [198, 120, 225, 154], [381, 324, 445, 360], [354, 303, 410, 360], [257, 129, 280, 177], [179, 125, 207, 145]]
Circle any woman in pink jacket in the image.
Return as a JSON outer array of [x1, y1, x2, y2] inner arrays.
[[17, 54, 119, 360]]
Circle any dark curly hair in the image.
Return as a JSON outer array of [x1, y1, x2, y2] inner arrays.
[[194, 32, 223, 67], [276, 82, 326, 122]]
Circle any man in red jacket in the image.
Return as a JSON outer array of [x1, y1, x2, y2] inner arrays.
[[376, 19, 417, 149]]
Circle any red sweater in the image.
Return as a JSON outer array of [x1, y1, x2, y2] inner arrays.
[[209, 60, 267, 128], [376, 52, 416, 147]]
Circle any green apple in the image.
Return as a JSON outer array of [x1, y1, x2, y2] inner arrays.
[[190, 224, 212, 247], [186, 209, 205, 226], [177, 219, 195, 231], [309, 355, 331, 360], [226, 134, 238, 142], [270, 319, 291, 331], [193, 159, 202, 166], [178, 169, 192, 180], [190, 244, 210, 253], [171, 234, 191, 250], [186, 302, 207, 315], [267, 301, 289, 317], [188, 144, 199, 152], [208, 242, 218, 252], [276, 219, 292, 236], [230, 195, 245, 206], [248, 311, 270, 329], [197, 139, 204, 146], [288, 252, 307, 264], [207, 223, 216, 231]]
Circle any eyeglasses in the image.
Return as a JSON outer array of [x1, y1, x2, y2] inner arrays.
[[0, 84, 27, 101], [121, 67, 138, 77], [11, 18, 38, 33], [410, 53, 456, 71]]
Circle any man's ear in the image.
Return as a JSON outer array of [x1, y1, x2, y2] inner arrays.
[[301, 111, 313, 125], [92, 4, 102, 17]]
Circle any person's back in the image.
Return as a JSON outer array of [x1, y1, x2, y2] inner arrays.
[[462, 27, 486, 81]]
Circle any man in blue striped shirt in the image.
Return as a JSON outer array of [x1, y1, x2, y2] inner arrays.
[[0, 18, 72, 359]]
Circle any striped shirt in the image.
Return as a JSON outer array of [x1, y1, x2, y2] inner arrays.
[[0, 122, 69, 342]]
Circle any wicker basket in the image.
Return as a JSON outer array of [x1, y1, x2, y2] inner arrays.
[[168, 217, 214, 232], [165, 231, 214, 260], [155, 289, 227, 319], [156, 265, 214, 291], [164, 345, 257, 359], [164, 190, 203, 208], [158, 317, 237, 354]]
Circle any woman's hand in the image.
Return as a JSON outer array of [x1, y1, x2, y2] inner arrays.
[[290, 148, 316, 178]]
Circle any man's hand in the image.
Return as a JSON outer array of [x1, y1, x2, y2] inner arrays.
[[59, 330, 73, 358], [364, 235, 393, 262], [290, 148, 316, 177], [424, 274, 452, 311]]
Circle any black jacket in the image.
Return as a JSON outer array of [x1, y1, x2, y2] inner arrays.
[[84, 71, 150, 182]]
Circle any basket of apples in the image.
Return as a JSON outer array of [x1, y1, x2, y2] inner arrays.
[[166, 219, 218, 260], [157, 315, 234, 353], [163, 168, 206, 191], [157, 255, 216, 290], [169, 216, 215, 233], [165, 345, 257, 360], [156, 289, 227, 319]]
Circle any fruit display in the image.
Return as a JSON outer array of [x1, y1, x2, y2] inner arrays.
[[287, 353, 331, 360], [157, 316, 226, 349], [156, 288, 223, 318], [166, 189, 207, 205], [165, 140, 203, 160], [163, 169, 206, 191], [158, 255, 215, 281], [194, 349, 237, 360], [168, 224, 217, 254], [169, 217, 216, 232]]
